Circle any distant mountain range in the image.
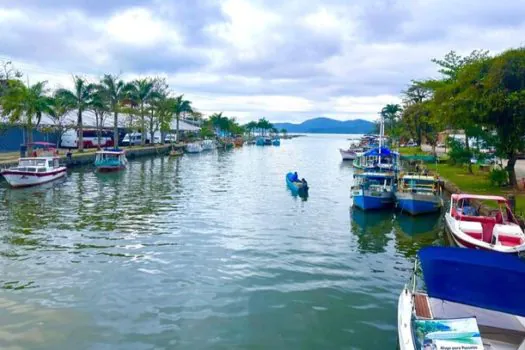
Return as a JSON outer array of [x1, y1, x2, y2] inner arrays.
[[273, 117, 375, 134]]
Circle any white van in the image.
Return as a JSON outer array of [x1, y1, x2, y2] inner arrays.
[[121, 132, 162, 146]]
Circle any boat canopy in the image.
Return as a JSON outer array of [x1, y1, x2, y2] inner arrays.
[[451, 194, 507, 202], [419, 247, 525, 317], [364, 147, 393, 157]]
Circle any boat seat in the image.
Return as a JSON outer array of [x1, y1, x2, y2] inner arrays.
[[464, 231, 483, 240], [499, 235, 523, 246], [459, 221, 483, 235]]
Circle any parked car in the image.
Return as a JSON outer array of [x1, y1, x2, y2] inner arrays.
[[436, 142, 445, 148], [165, 134, 177, 143], [406, 141, 417, 147], [121, 133, 144, 146]]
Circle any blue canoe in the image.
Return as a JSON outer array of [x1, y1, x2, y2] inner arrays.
[[286, 172, 308, 196]]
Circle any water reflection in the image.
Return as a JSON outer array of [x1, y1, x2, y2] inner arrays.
[[393, 212, 444, 259], [350, 208, 394, 254]]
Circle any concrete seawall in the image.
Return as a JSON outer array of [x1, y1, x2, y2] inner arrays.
[[0, 145, 173, 169]]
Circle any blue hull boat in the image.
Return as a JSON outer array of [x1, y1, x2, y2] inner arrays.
[[351, 172, 396, 210], [396, 195, 441, 215], [256, 137, 265, 146], [272, 139, 280, 146], [286, 172, 308, 197], [353, 190, 395, 210], [395, 175, 442, 215]]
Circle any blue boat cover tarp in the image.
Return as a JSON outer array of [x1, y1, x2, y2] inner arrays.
[[419, 247, 525, 317], [364, 147, 392, 157]]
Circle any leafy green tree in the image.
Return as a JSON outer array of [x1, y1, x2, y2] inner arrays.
[[380, 104, 402, 141], [280, 128, 287, 138], [100, 74, 126, 147], [55, 76, 94, 151], [0, 80, 54, 154]]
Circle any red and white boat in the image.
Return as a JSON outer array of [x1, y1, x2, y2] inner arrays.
[[445, 194, 525, 254], [0, 142, 67, 188]]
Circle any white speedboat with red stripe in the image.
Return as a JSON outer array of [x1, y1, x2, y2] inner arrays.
[[0, 143, 66, 188], [445, 194, 525, 254]]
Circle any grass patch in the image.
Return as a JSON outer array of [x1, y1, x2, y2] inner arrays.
[[435, 163, 525, 214], [399, 146, 426, 156]]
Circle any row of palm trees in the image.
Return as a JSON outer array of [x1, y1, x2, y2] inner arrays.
[[0, 74, 195, 153], [245, 118, 285, 136]]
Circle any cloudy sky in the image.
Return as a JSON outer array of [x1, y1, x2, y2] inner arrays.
[[0, 0, 524, 123]]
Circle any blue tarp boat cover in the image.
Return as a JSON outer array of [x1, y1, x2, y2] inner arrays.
[[419, 247, 525, 317], [364, 147, 392, 157]]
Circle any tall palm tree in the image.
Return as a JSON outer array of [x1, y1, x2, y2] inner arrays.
[[89, 86, 110, 147], [125, 78, 158, 145], [245, 121, 258, 136], [0, 80, 54, 154], [49, 93, 74, 148], [171, 94, 193, 142], [100, 74, 126, 147], [55, 76, 94, 151]]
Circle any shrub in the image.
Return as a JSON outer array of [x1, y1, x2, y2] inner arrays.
[[447, 138, 472, 165], [489, 168, 508, 187]]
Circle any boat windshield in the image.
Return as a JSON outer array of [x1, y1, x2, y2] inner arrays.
[[19, 159, 46, 167]]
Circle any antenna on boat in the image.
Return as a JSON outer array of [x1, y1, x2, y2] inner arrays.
[[379, 113, 384, 165]]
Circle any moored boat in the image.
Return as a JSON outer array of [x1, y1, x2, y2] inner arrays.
[[255, 137, 265, 146], [339, 148, 358, 161], [351, 172, 396, 210], [169, 149, 184, 157], [395, 174, 443, 215], [234, 137, 244, 147], [201, 139, 217, 151], [0, 142, 66, 188], [264, 137, 272, 146], [95, 148, 127, 172], [445, 194, 525, 253], [185, 142, 203, 153], [285, 172, 308, 197], [399, 246, 525, 349], [272, 138, 280, 146]]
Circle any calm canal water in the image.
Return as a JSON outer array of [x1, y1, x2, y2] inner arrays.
[[0, 134, 444, 349]]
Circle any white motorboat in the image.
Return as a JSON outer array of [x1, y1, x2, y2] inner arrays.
[[185, 142, 203, 153], [1, 142, 66, 188], [339, 148, 358, 161], [445, 194, 525, 254], [201, 139, 217, 151], [399, 246, 525, 350]]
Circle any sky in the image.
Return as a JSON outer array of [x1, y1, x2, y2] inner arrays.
[[0, 0, 524, 124]]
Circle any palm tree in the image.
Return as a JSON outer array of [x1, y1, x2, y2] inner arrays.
[[55, 76, 94, 151], [171, 95, 193, 142], [245, 121, 258, 136], [152, 94, 173, 144], [49, 93, 74, 148], [125, 78, 158, 145], [280, 128, 287, 138], [0, 80, 54, 154], [89, 87, 110, 147], [100, 74, 126, 147]]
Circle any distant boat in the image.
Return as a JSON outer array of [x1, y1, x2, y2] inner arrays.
[[285, 172, 308, 197], [395, 174, 443, 215], [272, 138, 280, 146], [234, 137, 244, 147], [264, 137, 272, 146], [255, 137, 265, 146], [185, 142, 203, 153], [339, 148, 358, 161], [0, 142, 66, 187], [201, 139, 217, 151], [169, 149, 183, 157], [95, 148, 128, 172]]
